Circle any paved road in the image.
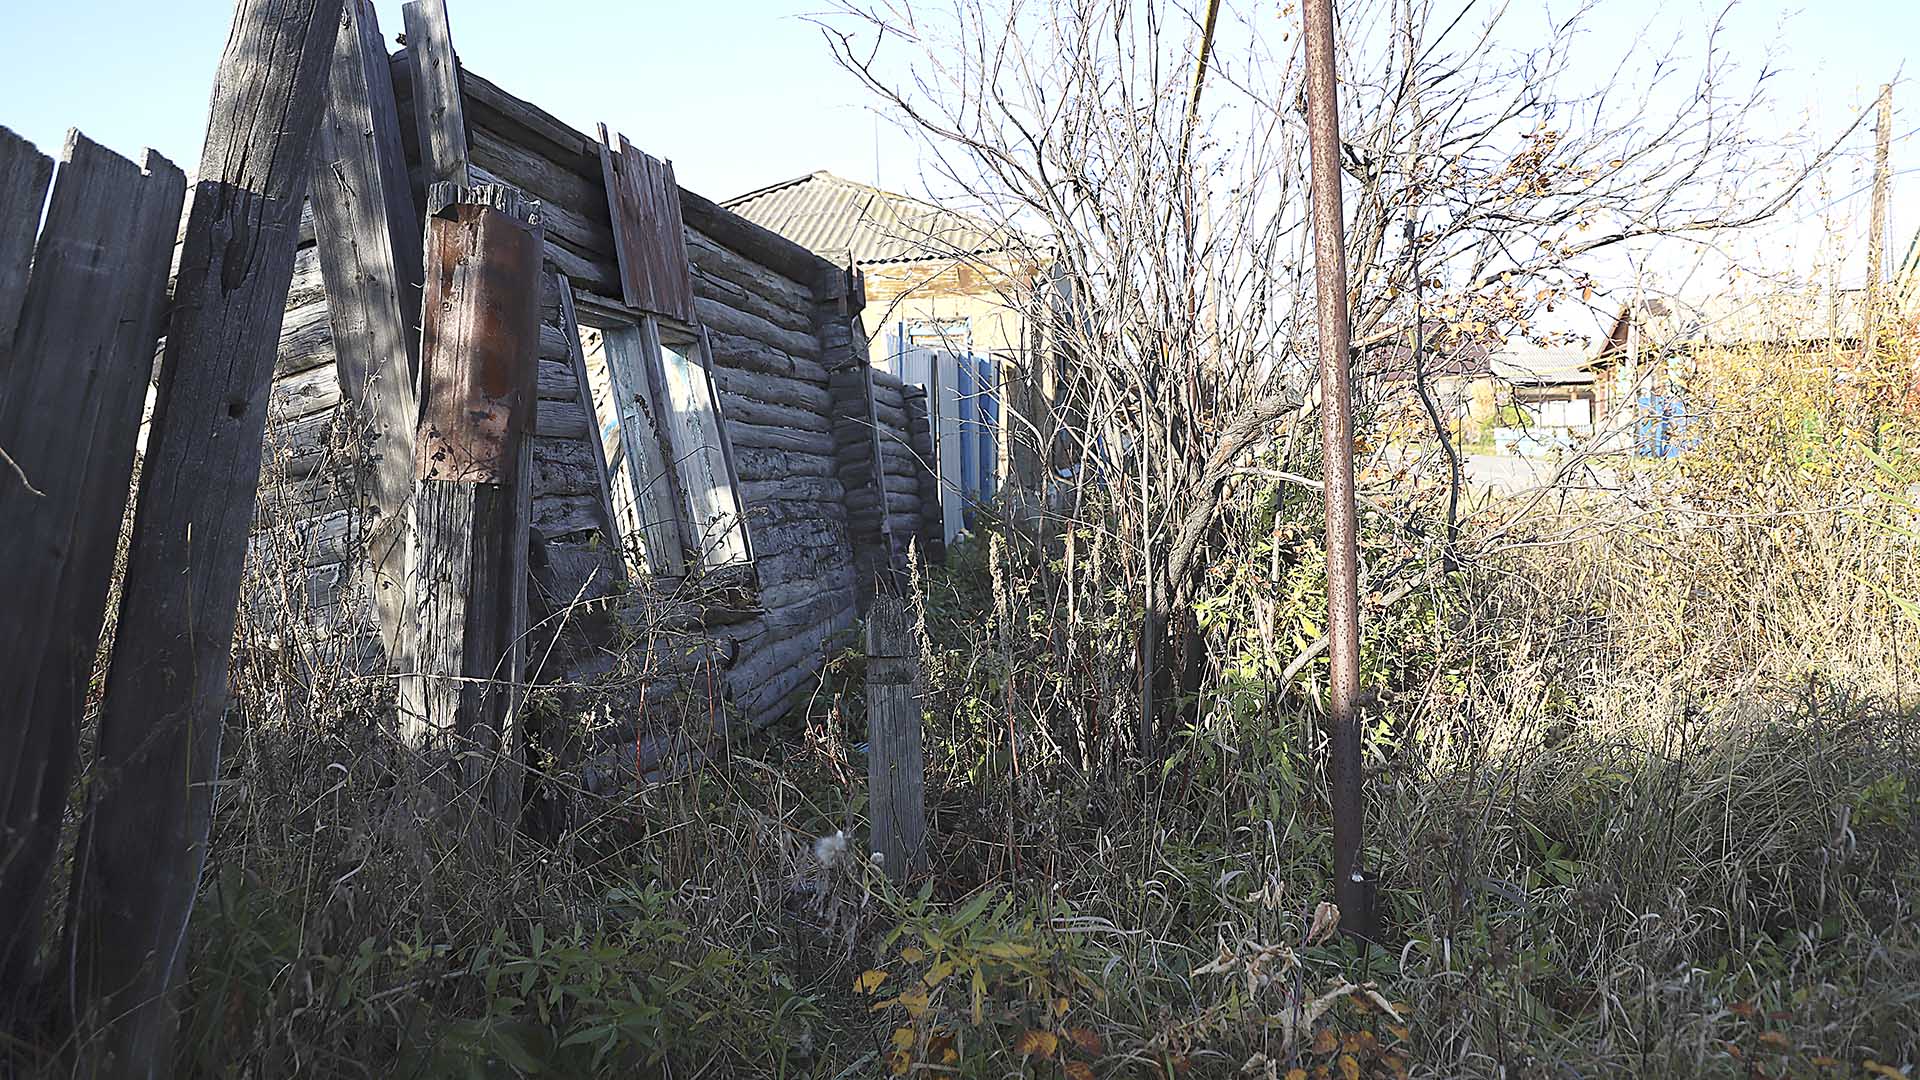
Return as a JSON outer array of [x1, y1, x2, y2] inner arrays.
[[1464, 453, 1620, 496]]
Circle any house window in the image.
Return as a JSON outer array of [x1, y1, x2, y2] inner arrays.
[[572, 296, 750, 579], [902, 317, 973, 355]]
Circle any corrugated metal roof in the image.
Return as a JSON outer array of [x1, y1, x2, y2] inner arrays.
[[721, 171, 1015, 266]]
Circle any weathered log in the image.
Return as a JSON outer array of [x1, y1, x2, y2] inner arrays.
[[533, 398, 593, 439], [846, 488, 924, 518], [722, 396, 832, 435], [726, 423, 835, 456], [692, 265, 814, 336], [271, 361, 343, 421], [710, 364, 834, 413], [705, 326, 830, 384], [679, 186, 843, 300], [65, 2, 345, 1069], [695, 294, 821, 360], [729, 445, 836, 481], [685, 227, 813, 314], [739, 475, 845, 506], [531, 434, 602, 498], [285, 244, 327, 310], [275, 298, 334, 375], [469, 161, 612, 259], [532, 492, 605, 537]]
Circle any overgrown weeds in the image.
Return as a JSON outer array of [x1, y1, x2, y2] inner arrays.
[[29, 342, 1908, 1078]]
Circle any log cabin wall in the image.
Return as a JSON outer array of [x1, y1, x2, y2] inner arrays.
[[248, 49, 881, 756]]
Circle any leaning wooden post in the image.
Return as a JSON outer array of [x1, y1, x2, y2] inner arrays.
[[309, 0, 424, 669], [866, 593, 927, 881], [60, 0, 346, 1070], [401, 181, 543, 834]]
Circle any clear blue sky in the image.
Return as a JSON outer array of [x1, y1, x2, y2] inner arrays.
[[0, 0, 912, 202], [0, 0, 1914, 295]]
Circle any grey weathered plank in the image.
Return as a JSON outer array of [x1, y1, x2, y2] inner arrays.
[[596, 128, 696, 324], [592, 318, 685, 576], [0, 126, 53, 352], [865, 594, 926, 881], [0, 135, 184, 1014], [402, 0, 468, 190], [557, 277, 624, 569], [401, 182, 544, 838], [64, 2, 347, 1073], [310, 0, 423, 667]]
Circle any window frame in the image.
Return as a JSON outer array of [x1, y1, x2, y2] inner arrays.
[[568, 287, 751, 580]]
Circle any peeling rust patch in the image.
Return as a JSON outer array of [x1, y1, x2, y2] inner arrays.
[[416, 197, 543, 484]]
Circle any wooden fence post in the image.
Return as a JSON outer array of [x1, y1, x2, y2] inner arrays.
[[866, 594, 927, 881], [309, 0, 424, 669], [59, 0, 345, 1070], [0, 133, 183, 1019], [401, 181, 543, 835]]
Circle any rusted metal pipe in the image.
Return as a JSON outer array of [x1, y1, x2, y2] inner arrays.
[[1302, 0, 1374, 940]]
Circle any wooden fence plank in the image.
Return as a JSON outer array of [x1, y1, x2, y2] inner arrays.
[[0, 135, 184, 1019], [402, 182, 543, 836], [0, 126, 53, 353], [62, 2, 347, 1071], [310, 0, 424, 669], [402, 0, 468, 190], [866, 595, 926, 881]]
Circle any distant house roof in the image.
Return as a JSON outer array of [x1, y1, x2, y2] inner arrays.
[[722, 171, 1017, 267], [1362, 323, 1494, 382], [1492, 340, 1594, 386]]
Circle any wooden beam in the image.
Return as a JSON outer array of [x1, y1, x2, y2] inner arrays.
[[62, 1, 346, 1071], [402, 0, 468, 190], [865, 595, 926, 881], [310, 0, 423, 669], [402, 182, 544, 835], [0, 135, 184, 1017]]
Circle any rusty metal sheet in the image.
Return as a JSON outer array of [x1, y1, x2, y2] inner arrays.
[[416, 189, 545, 484]]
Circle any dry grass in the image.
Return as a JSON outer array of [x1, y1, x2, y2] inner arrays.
[[14, 342, 1911, 1078]]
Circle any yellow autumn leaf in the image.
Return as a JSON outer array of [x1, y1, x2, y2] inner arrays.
[[1014, 1029, 1060, 1057], [890, 1026, 915, 1050], [1067, 1027, 1102, 1053], [1286, 1070, 1309, 1080], [1338, 1053, 1361, 1080], [1064, 1063, 1096, 1080], [901, 946, 925, 963], [854, 969, 889, 993], [1054, 996, 1072, 1017], [1312, 1028, 1338, 1055], [897, 987, 930, 1018], [922, 961, 955, 987], [1864, 1062, 1908, 1079], [886, 1048, 911, 1076]]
